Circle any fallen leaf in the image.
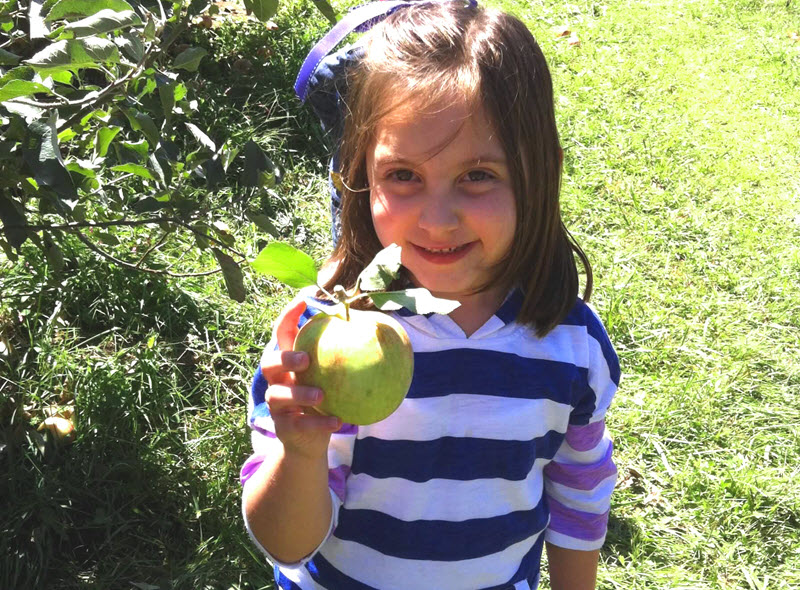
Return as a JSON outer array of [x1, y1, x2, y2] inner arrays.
[[554, 25, 571, 38]]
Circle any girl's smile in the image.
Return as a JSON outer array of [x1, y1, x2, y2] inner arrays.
[[367, 98, 517, 327]]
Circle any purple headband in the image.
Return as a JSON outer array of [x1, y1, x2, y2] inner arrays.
[[294, 0, 479, 102]]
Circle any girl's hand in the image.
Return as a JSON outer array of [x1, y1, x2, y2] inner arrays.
[[261, 298, 341, 460]]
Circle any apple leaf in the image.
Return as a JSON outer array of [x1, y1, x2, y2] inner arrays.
[[356, 243, 402, 292], [173, 47, 207, 72], [213, 248, 246, 302], [370, 288, 460, 315], [62, 9, 142, 39], [251, 242, 318, 288]]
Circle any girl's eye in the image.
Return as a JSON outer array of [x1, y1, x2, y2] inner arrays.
[[465, 170, 494, 182], [390, 169, 416, 182]]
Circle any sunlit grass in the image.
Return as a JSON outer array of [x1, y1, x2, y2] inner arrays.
[[1, 0, 799, 588]]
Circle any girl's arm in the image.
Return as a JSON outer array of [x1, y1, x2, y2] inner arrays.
[[242, 299, 342, 564], [546, 543, 599, 590], [243, 438, 334, 564]]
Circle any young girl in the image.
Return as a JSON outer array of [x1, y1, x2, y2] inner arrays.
[[241, 2, 620, 589]]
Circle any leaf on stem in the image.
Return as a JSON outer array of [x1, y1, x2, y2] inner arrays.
[[213, 248, 246, 302], [45, 0, 134, 22], [251, 242, 318, 289], [369, 288, 460, 315], [356, 243, 402, 292], [62, 9, 142, 39], [243, 0, 279, 22], [173, 47, 208, 72]]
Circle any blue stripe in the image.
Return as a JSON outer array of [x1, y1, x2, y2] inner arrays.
[[305, 553, 380, 590], [351, 431, 565, 481], [251, 366, 267, 406], [333, 495, 550, 561], [275, 566, 302, 590], [278, 536, 543, 590], [495, 288, 524, 324], [564, 300, 621, 386], [409, 349, 587, 404]]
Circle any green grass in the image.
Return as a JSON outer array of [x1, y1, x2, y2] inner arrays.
[[2, 0, 799, 588]]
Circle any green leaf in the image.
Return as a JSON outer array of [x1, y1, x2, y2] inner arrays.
[[134, 111, 159, 146], [0, 79, 52, 102], [369, 288, 461, 315], [25, 37, 119, 73], [42, 232, 64, 271], [244, 0, 279, 22], [310, 0, 337, 25], [63, 9, 141, 38], [0, 192, 28, 248], [0, 66, 35, 86], [94, 125, 120, 157], [111, 162, 153, 179], [22, 112, 77, 199], [356, 243, 403, 292], [245, 211, 279, 237], [45, 0, 134, 22], [240, 139, 275, 187], [213, 248, 247, 302], [115, 32, 143, 62], [0, 48, 21, 66], [157, 79, 176, 129], [185, 122, 215, 151], [119, 138, 149, 161], [173, 47, 207, 72], [251, 242, 318, 289]]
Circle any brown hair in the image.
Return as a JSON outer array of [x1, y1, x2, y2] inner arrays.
[[321, 2, 592, 336]]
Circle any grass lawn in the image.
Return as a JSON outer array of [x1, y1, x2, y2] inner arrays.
[[1, 0, 799, 588]]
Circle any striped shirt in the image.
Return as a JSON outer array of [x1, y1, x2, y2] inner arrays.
[[241, 289, 620, 590]]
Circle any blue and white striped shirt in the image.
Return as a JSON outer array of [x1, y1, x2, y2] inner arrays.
[[242, 289, 620, 590]]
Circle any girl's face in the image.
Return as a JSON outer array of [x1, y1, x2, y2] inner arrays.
[[367, 98, 517, 304]]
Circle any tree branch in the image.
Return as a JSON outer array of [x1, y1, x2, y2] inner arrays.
[[3, 215, 247, 263], [74, 230, 232, 278]]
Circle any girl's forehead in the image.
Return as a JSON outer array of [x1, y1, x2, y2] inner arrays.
[[370, 98, 505, 164]]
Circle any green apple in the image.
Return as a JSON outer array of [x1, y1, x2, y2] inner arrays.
[[293, 309, 413, 425]]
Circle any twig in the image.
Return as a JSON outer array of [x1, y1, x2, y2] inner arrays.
[[15, 44, 153, 114], [4, 215, 246, 260], [135, 227, 173, 268], [74, 230, 229, 278]]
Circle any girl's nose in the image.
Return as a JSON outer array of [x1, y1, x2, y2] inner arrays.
[[417, 192, 459, 234]]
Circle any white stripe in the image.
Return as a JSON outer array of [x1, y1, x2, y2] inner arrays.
[[544, 528, 606, 552], [545, 474, 617, 514], [344, 459, 547, 520], [552, 434, 612, 465], [361, 395, 571, 442], [587, 335, 616, 419], [401, 320, 591, 367], [312, 529, 544, 590]]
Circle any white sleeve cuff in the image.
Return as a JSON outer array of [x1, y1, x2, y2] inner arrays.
[[544, 528, 606, 552], [242, 486, 341, 568]]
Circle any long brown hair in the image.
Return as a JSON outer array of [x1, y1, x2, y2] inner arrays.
[[321, 2, 592, 337]]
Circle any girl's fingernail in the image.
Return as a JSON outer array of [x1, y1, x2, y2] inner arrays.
[[329, 418, 341, 430]]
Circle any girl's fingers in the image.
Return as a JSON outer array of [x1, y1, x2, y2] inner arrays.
[[274, 298, 308, 352], [277, 412, 342, 433], [260, 350, 308, 383], [267, 383, 322, 410]]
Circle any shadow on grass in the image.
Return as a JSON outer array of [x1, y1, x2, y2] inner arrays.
[[1, 255, 272, 589]]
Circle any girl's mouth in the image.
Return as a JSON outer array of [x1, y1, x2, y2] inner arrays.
[[412, 242, 475, 264]]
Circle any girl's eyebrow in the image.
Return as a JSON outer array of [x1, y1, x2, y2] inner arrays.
[[373, 155, 508, 168]]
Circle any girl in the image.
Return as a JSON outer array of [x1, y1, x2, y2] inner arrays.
[[241, 2, 620, 589]]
